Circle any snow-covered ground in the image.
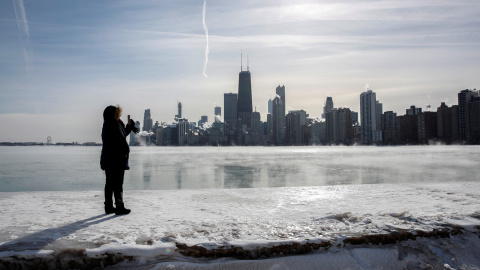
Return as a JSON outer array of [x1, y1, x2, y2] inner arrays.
[[1, 182, 480, 269]]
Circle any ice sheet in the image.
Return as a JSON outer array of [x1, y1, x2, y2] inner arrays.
[[1, 182, 480, 268]]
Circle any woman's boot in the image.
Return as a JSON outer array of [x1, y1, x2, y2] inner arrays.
[[115, 202, 131, 215], [105, 202, 116, 214]]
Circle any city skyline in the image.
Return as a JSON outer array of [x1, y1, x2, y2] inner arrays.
[[1, 0, 479, 142]]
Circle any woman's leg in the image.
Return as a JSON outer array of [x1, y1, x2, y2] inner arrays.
[[111, 170, 130, 215], [112, 170, 125, 206], [104, 170, 116, 214]]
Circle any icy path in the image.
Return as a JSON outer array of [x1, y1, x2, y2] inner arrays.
[[1, 183, 480, 269]]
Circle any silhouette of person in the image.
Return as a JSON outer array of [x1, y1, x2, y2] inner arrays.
[[100, 105, 139, 215]]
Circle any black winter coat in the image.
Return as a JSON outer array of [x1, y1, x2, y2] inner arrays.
[[100, 107, 134, 170]]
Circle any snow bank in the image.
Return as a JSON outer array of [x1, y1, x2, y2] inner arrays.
[[1, 183, 480, 269]]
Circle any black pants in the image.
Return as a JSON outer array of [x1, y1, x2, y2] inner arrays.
[[105, 170, 125, 206]]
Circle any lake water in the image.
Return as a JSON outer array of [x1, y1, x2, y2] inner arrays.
[[0, 146, 479, 192]]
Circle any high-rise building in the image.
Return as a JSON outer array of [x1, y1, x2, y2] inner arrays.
[[360, 90, 379, 144], [268, 98, 273, 115], [276, 85, 286, 110], [237, 63, 253, 128], [406, 105, 422, 115], [286, 110, 307, 145], [322, 97, 334, 119], [437, 102, 459, 144], [272, 95, 286, 145], [175, 102, 182, 120], [224, 93, 237, 129], [311, 120, 326, 145], [381, 111, 397, 145], [458, 89, 479, 142], [417, 111, 438, 144], [468, 97, 480, 144], [177, 118, 190, 145], [376, 101, 383, 129], [325, 109, 338, 144], [143, 109, 153, 132], [198, 115, 208, 128], [351, 111, 359, 126], [338, 108, 354, 145], [214, 106, 221, 116]]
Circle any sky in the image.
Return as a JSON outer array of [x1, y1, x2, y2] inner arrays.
[[1, 0, 479, 143]]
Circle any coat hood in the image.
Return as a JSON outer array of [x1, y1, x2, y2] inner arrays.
[[103, 105, 117, 122]]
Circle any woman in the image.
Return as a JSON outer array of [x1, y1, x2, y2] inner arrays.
[[100, 105, 139, 215]]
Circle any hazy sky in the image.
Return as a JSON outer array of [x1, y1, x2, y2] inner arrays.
[[1, 0, 479, 143]]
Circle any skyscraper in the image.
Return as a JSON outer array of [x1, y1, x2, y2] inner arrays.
[[322, 97, 334, 119], [224, 93, 237, 129], [376, 100, 383, 129], [143, 109, 153, 132], [177, 102, 182, 119], [360, 90, 378, 144], [458, 89, 478, 142], [272, 95, 286, 145], [214, 106, 221, 116], [268, 98, 273, 115], [276, 85, 286, 108], [237, 63, 253, 128], [437, 102, 459, 144]]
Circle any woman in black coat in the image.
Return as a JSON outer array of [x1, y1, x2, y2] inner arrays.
[[100, 105, 138, 215]]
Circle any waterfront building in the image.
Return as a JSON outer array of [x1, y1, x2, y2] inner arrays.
[[381, 111, 397, 130], [322, 97, 334, 119], [381, 111, 397, 145], [325, 109, 338, 144], [198, 115, 208, 128], [177, 119, 190, 146], [418, 111, 438, 144], [272, 95, 286, 145], [338, 108, 354, 145], [458, 89, 479, 142], [175, 102, 182, 120], [224, 93, 237, 129], [468, 97, 480, 144], [351, 111, 359, 126], [376, 101, 383, 131], [437, 103, 459, 144], [237, 65, 253, 129], [310, 120, 326, 144], [214, 106, 221, 116], [406, 105, 422, 116], [286, 110, 307, 145], [397, 114, 418, 145], [360, 89, 380, 144], [143, 109, 153, 132]]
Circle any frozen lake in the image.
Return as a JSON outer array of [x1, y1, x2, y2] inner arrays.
[[2, 146, 480, 269], [0, 146, 480, 192], [0, 145, 479, 192]]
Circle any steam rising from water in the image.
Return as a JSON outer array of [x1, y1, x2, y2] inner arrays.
[[202, 0, 209, 78]]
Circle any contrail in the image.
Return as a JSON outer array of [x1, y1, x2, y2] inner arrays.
[[12, 0, 30, 76], [202, 0, 209, 78], [12, 0, 29, 37]]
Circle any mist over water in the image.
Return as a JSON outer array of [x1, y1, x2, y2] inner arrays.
[[0, 146, 479, 192]]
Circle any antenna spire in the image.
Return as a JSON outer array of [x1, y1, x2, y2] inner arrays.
[[241, 50, 243, 71], [247, 55, 249, 71]]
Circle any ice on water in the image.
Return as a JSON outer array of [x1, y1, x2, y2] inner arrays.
[[1, 182, 480, 269], [1, 146, 480, 268]]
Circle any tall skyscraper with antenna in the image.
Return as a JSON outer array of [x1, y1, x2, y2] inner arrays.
[[237, 53, 253, 128]]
